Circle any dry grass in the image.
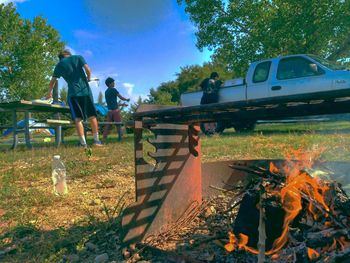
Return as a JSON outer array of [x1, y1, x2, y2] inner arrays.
[[0, 134, 135, 262], [0, 121, 350, 261]]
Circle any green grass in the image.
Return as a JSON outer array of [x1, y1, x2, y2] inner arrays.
[[1, 121, 350, 261], [201, 122, 350, 162]]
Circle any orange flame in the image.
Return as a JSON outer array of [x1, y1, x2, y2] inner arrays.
[[224, 232, 237, 252], [269, 162, 279, 174], [237, 234, 259, 254], [307, 247, 320, 260], [266, 149, 330, 254], [272, 171, 329, 248], [224, 232, 259, 254], [225, 148, 333, 256]]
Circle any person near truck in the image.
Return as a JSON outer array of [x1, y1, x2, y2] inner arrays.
[[200, 72, 223, 134], [200, 72, 222, 104], [47, 49, 103, 148], [103, 77, 130, 141]]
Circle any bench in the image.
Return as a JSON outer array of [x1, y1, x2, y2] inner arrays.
[[0, 100, 71, 149], [46, 119, 124, 142], [0, 121, 65, 147], [46, 119, 72, 125]]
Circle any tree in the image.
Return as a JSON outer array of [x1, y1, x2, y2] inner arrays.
[[59, 86, 68, 104], [97, 91, 105, 105], [147, 62, 234, 105], [148, 81, 179, 105], [121, 96, 148, 134], [178, 0, 350, 75], [0, 3, 64, 102]]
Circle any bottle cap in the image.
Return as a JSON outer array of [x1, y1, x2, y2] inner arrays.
[[53, 155, 60, 160]]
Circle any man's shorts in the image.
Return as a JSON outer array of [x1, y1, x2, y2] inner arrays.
[[68, 96, 97, 120], [106, 109, 122, 123]]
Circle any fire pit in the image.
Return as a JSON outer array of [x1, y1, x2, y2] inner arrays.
[[120, 104, 350, 262], [124, 159, 350, 262]]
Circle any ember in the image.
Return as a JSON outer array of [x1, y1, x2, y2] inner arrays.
[[307, 247, 319, 260], [226, 150, 350, 262]]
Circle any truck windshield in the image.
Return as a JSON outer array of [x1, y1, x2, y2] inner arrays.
[[309, 55, 346, 70]]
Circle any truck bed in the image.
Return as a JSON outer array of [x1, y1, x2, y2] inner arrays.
[[135, 95, 350, 125]]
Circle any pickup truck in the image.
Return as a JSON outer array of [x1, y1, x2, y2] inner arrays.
[[180, 54, 350, 132]]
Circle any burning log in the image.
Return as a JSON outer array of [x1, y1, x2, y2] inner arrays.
[[306, 228, 349, 248], [327, 182, 350, 217], [233, 190, 285, 251], [226, 156, 350, 262]]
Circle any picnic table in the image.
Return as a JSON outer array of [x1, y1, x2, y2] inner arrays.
[[0, 100, 70, 149]]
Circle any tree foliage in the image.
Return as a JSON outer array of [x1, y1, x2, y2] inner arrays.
[[59, 86, 68, 104], [178, 0, 350, 75], [121, 96, 146, 122], [0, 3, 64, 102], [148, 62, 233, 105]]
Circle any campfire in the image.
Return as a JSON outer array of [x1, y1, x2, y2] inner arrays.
[[225, 150, 350, 262], [125, 149, 350, 263]]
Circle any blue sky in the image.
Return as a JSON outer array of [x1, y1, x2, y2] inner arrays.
[[2, 0, 212, 102]]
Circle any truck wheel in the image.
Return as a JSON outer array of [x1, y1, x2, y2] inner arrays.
[[215, 122, 226, 133], [200, 122, 226, 135], [233, 122, 256, 133], [200, 123, 211, 135]]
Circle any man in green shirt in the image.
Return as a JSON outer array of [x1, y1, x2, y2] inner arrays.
[[47, 50, 102, 147]]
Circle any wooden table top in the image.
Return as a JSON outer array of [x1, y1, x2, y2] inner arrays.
[[0, 100, 70, 114]]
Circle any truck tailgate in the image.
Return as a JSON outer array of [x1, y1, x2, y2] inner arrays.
[[181, 85, 246, 106]]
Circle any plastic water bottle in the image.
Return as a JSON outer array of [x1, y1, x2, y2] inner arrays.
[[52, 155, 67, 195]]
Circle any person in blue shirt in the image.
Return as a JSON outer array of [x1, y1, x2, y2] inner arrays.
[[103, 77, 130, 141], [47, 50, 102, 147]]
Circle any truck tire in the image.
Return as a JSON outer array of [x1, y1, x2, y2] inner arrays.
[[215, 122, 226, 133], [233, 122, 256, 133], [200, 122, 225, 135]]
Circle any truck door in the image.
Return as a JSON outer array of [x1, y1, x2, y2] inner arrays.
[[270, 56, 331, 100], [246, 61, 272, 100]]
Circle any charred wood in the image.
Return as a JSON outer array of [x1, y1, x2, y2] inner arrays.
[[306, 229, 349, 248]]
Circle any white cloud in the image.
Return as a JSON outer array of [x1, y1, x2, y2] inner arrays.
[[122, 83, 135, 89], [120, 82, 146, 103], [93, 68, 119, 85], [74, 30, 100, 40], [64, 45, 77, 55], [0, 0, 27, 5], [85, 0, 171, 33], [63, 46, 93, 58], [83, 49, 93, 57], [179, 22, 196, 35], [122, 82, 135, 97]]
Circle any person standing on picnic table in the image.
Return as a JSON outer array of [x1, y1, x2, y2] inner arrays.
[[47, 50, 103, 147], [200, 72, 223, 134], [103, 77, 130, 141]]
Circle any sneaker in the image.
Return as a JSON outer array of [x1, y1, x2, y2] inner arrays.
[[93, 140, 104, 147], [77, 142, 88, 148]]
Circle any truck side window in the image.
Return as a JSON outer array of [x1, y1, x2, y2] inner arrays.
[[277, 57, 324, 80], [253, 61, 271, 83]]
